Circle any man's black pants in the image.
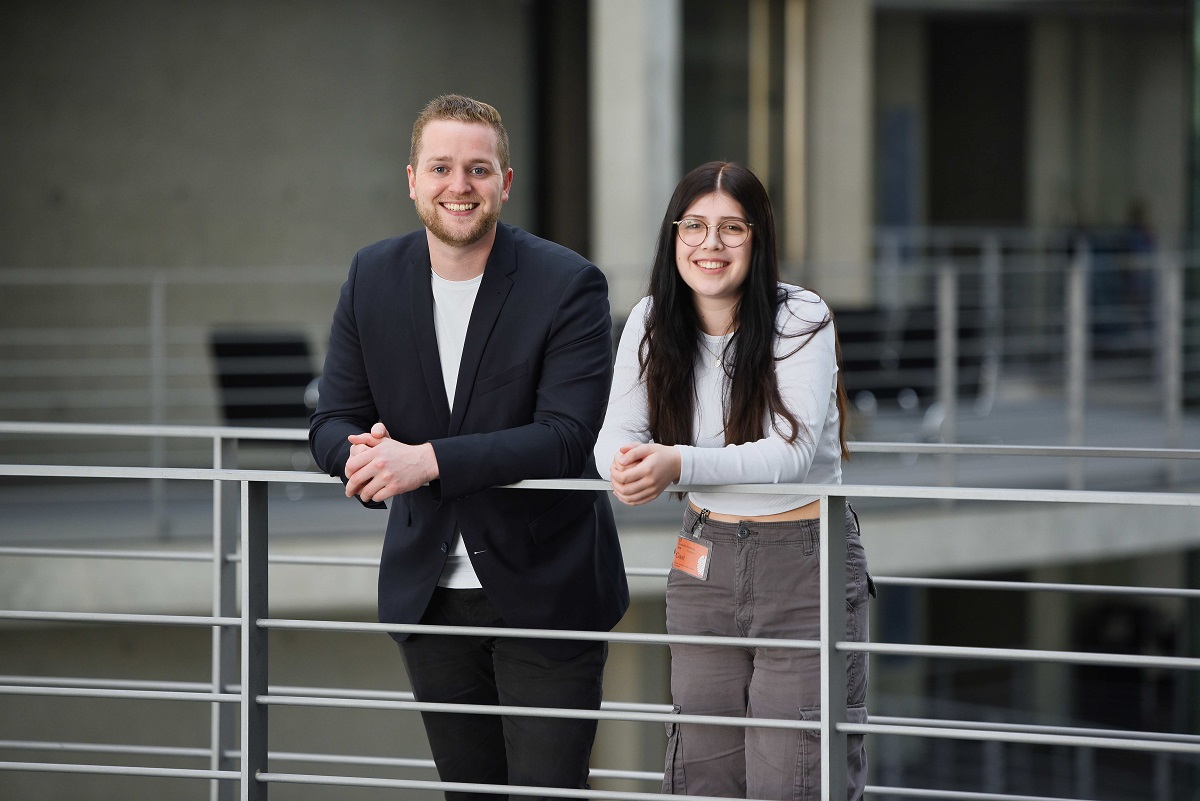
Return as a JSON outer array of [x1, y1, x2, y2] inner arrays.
[[399, 587, 607, 801]]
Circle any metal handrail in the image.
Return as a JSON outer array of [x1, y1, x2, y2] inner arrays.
[[2, 438, 1199, 800], [5, 419, 1200, 458]]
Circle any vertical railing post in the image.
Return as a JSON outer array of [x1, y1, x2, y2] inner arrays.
[[983, 737, 1004, 793], [1066, 239, 1090, 490], [1153, 750, 1171, 801], [1158, 248, 1183, 485], [879, 231, 903, 311], [211, 436, 239, 801], [241, 480, 269, 801], [978, 235, 1003, 414], [820, 494, 849, 801], [938, 263, 958, 487], [1075, 745, 1095, 798], [149, 275, 169, 537]]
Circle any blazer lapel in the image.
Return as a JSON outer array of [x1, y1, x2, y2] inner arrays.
[[449, 224, 516, 435], [406, 241, 451, 432]]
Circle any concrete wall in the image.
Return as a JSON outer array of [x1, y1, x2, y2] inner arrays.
[[0, 0, 537, 427], [807, 0, 875, 307], [0, 0, 536, 272]]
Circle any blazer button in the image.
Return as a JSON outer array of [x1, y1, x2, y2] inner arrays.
[[440, 542, 449, 553]]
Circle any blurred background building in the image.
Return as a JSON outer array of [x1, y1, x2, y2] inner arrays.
[[2, 0, 1198, 798]]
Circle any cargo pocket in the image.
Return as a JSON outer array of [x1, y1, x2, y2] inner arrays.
[[662, 704, 685, 795], [793, 704, 869, 801], [794, 705, 821, 801]]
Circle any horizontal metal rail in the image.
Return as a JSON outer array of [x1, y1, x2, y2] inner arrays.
[[0, 739, 211, 759], [0, 610, 238, 627], [5, 420, 1200, 459], [8, 544, 1194, 604], [257, 769, 772, 800], [0, 739, 667, 786], [5, 463, 1200, 510], [262, 693, 821, 732], [0, 686, 238, 703], [866, 789, 1100, 801], [844, 721, 1200, 756], [0, 676, 213, 693], [849, 641, 1200, 671], [874, 575, 1200, 599], [0, 546, 214, 561], [260, 618, 1200, 673], [868, 716, 1200, 748], [262, 618, 821, 650], [2, 449, 1198, 801], [0, 762, 237, 781], [0, 420, 309, 441]]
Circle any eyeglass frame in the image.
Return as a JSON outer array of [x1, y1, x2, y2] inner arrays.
[[671, 217, 754, 248]]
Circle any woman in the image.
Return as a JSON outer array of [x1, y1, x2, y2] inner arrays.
[[594, 161, 872, 799]]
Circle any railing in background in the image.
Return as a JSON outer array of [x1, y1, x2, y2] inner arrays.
[[863, 229, 1194, 466], [0, 267, 338, 469], [2, 424, 1199, 800], [2, 228, 1197, 465]]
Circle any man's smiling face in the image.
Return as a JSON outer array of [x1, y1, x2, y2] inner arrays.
[[407, 118, 512, 249]]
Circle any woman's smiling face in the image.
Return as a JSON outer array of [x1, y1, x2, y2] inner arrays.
[[674, 191, 753, 313]]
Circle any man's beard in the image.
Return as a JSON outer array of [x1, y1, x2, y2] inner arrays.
[[416, 198, 501, 248]]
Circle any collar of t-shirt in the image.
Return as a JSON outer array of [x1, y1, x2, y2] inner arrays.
[[429, 270, 484, 409]]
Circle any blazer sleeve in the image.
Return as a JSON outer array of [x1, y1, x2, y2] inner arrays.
[[308, 254, 385, 506], [427, 262, 613, 501]]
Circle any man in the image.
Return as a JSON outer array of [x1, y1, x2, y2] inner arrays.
[[309, 94, 629, 800]]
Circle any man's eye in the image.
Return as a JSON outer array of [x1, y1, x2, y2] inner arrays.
[[432, 166, 447, 174], [470, 167, 488, 176]]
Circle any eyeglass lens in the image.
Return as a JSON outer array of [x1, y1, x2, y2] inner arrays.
[[675, 218, 750, 247]]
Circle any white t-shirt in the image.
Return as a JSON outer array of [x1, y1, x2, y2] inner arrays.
[[594, 284, 843, 516], [430, 269, 484, 588]]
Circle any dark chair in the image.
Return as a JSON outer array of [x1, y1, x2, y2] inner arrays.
[[208, 330, 316, 428]]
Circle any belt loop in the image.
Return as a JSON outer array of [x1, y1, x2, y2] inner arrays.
[[690, 508, 709, 538]]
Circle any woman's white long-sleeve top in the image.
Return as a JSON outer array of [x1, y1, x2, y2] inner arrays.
[[594, 284, 843, 516]]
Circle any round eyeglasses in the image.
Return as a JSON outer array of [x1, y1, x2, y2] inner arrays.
[[672, 217, 753, 248]]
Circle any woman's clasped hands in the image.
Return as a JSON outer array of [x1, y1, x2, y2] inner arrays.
[[608, 442, 682, 506]]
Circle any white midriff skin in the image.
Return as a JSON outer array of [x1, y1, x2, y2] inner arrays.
[[694, 499, 820, 522], [606, 191, 822, 520]]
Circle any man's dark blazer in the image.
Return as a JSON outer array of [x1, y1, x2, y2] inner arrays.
[[310, 223, 629, 656]]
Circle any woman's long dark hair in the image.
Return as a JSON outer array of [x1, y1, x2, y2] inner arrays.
[[639, 161, 849, 457]]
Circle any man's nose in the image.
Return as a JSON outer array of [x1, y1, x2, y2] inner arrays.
[[449, 169, 472, 195]]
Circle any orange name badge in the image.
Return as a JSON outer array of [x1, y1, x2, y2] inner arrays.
[[672, 535, 712, 581]]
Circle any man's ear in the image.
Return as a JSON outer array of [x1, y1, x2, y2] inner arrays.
[[501, 167, 513, 203], [407, 164, 417, 200]]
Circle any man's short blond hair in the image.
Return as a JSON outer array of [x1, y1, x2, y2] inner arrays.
[[409, 94, 510, 171]]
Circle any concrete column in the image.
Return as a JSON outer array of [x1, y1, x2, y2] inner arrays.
[[1028, 18, 1076, 230], [1192, 0, 1200, 240], [590, 0, 682, 316], [806, 0, 873, 306], [782, 0, 809, 268]]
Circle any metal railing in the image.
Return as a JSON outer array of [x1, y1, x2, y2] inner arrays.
[[863, 230, 1195, 457], [2, 424, 1200, 800], [2, 228, 1198, 464]]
